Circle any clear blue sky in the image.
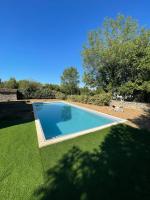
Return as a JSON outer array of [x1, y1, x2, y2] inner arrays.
[[0, 0, 150, 85]]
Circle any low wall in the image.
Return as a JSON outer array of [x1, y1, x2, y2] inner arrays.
[[0, 93, 17, 102], [110, 100, 150, 111]]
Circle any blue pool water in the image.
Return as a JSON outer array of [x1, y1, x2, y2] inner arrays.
[[34, 102, 120, 140]]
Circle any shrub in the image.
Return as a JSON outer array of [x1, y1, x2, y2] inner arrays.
[[67, 93, 112, 106], [118, 81, 150, 102], [67, 95, 78, 102], [88, 93, 112, 106], [18, 88, 34, 99], [67, 95, 88, 103], [18, 88, 66, 100], [55, 91, 66, 100], [33, 88, 56, 99], [79, 95, 89, 103]]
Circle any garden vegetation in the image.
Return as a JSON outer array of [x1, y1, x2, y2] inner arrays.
[[82, 14, 150, 102]]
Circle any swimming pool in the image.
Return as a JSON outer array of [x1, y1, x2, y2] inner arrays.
[[33, 102, 125, 147]]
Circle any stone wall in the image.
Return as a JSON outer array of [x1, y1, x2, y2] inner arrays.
[[0, 93, 17, 102], [110, 100, 150, 111]]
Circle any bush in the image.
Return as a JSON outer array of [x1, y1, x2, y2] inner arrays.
[[67, 95, 88, 103], [18, 88, 66, 100], [67, 95, 78, 102], [118, 81, 150, 102], [88, 93, 112, 106], [55, 91, 66, 100], [33, 88, 56, 99], [67, 93, 112, 106]]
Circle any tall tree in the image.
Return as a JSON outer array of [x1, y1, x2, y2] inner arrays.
[[82, 14, 150, 100], [61, 67, 79, 95]]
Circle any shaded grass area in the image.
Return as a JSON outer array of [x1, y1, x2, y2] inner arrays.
[[35, 125, 150, 200], [0, 101, 44, 200]]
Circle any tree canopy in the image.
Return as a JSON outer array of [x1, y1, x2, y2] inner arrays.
[[82, 14, 150, 101], [61, 67, 80, 95]]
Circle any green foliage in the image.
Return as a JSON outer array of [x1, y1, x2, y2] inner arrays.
[[79, 86, 94, 95], [118, 81, 150, 102], [118, 81, 138, 96], [140, 81, 150, 93], [68, 95, 89, 103], [0, 79, 4, 88], [54, 91, 66, 100], [61, 67, 80, 95], [82, 14, 150, 102], [18, 80, 42, 90], [68, 92, 112, 106], [17, 80, 43, 99], [43, 84, 61, 92], [4, 77, 18, 89], [31, 88, 55, 99], [0, 78, 65, 100], [88, 93, 112, 105], [18, 88, 66, 99]]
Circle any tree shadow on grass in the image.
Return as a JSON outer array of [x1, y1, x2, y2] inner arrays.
[[0, 101, 34, 129], [34, 124, 150, 200]]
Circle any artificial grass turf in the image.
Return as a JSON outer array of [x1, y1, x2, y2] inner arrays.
[[0, 117, 109, 200], [0, 118, 109, 200], [37, 125, 150, 200], [0, 100, 150, 200], [0, 121, 44, 200], [40, 127, 109, 170], [1, 122, 150, 200]]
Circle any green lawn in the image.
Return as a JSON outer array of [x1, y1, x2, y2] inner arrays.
[[0, 102, 150, 200], [0, 121, 44, 200]]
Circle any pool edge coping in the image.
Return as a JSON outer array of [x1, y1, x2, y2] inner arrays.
[[32, 101, 127, 148]]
